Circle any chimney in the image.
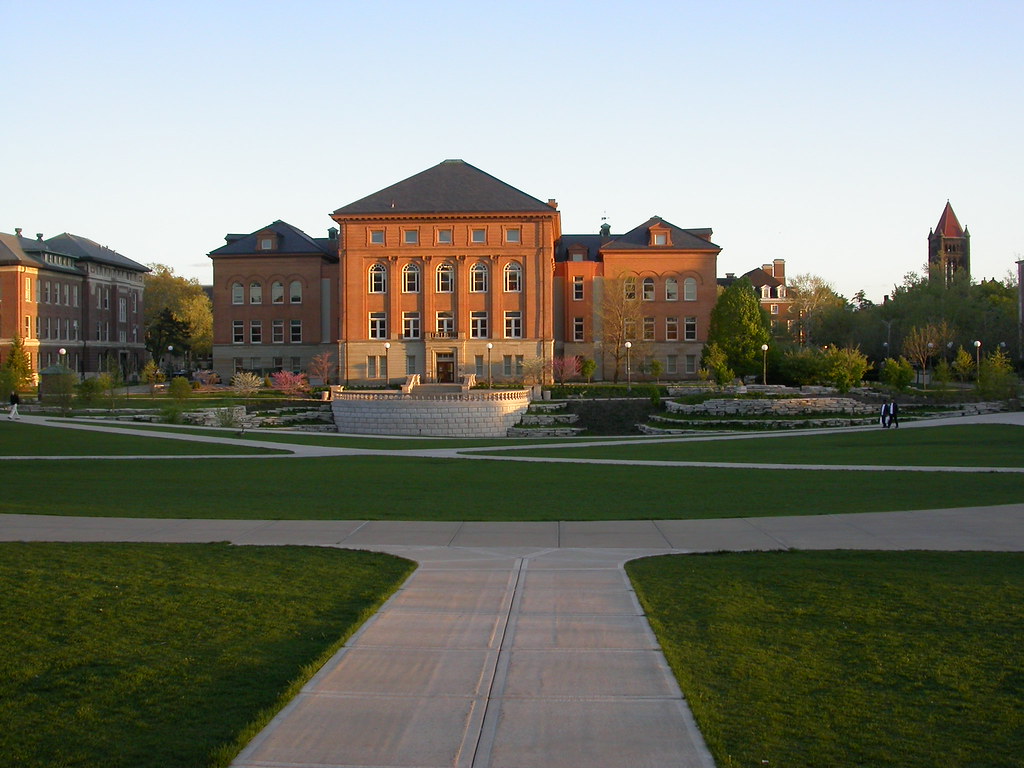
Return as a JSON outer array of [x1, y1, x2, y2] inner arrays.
[[547, 199, 558, 210], [761, 263, 772, 274], [328, 227, 338, 240], [36, 233, 44, 241], [599, 222, 611, 242], [773, 259, 785, 282], [726, 272, 736, 279], [14, 228, 22, 237]]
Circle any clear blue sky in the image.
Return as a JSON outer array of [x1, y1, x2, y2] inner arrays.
[[2, 0, 1020, 302]]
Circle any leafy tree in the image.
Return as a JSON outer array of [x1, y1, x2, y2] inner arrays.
[[551, 356, 581, 385], [580, 358, 597, 383], [94, 372, 116, 410], [823, 346, 870, 393], [50, 370, 77, 415], [147, 307, 192, 365], [521, 357, 550, 386], [648, 358, 663, 383], [141, 360, 165, 394], [880, 357, 914, 391], [778, 347, 827, 387], [952, 346, 975, 386], [706, 277, 770, 377], [977, 348, 1018, 400], [701, 342, 734, 385], [3, 335, 34, 390], [599, 275, 646, 382], [901, 325, 940, 387], [144, 264, 213, 359], [167, 377, 192, 403], [933, 359, 953, 392], [789, 274, 846, 345]]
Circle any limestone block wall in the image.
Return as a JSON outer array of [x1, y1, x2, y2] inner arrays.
[[332, 391, 530, 437], [665, 397, 876, 416]]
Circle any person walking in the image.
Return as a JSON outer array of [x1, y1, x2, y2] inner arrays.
[[8, 391, 20, 420], [889, 399, 899, 429], [880, 401, 890, 428]]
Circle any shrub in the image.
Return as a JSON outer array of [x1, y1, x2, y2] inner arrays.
[[880, 357, 915, 391], [160, 404, 183, 424], [75, 378, 104, 406], [823, 346, 870, 393], [168, 377, 192, 403], [270, 370, 311, 396], [231, 371, 263, 398], [977, 349, 1018, 400], [779, 347, 827, 386]]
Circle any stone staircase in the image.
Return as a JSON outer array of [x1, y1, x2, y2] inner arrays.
[[508, 401, 585, 437]]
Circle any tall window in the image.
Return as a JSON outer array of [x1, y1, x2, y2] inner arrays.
[[667, 355, 678, 374], [623, 276, 637, 301], [503, 262, 522, 292], [369, 263, 387, 293], [436, 263, 454, 293], [573, 276, 584, 301], [231, 282, 244, 304], [642, 277, 655, 301], [290, 280, 302, 303], [683, 277, 697, 301], [369, 312, 388, 339], [573, 317, 585, 342], [624, 319, 636, 339], [250, 320, 262, 344], [666, 316, 679, 341], [249, 282, 262, 304], [665, 277, 678, 301], [272, 319, 284, 343], [684, 316, 697, 341], [643, 316, 655, 341], [118, 298, 127, 323], [470, 262, 488, 292], [504, 311, 522, 338], [470, 311, 488, 338], [436, 312, 454, 337], [290, 320, 302, 343], [232, 320, 244, 343], [271, 281, 285, 304], [403, 312, 421, 339], [402, 264, 421, 293]]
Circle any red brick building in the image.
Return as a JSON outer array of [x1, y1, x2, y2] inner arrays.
[[0, 230, 148, 379], [209, 161, 720, 384]]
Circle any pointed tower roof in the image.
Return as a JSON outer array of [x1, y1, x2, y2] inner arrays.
[[332, 160, 556, 215], [934, 201, 964, 238]]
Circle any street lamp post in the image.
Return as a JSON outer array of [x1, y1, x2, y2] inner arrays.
[[926, 342, 934, 387], [383, 342, 391, 386], [167, 345, 174, 379], [761, 344, 769, 385], [974, 340, 981, 373], [624, 341, 632, 392], [486, 343, 493, 389]]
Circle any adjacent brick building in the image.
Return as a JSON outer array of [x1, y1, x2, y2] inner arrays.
[[209, 160, 721, 384], [0, 230, 148, 379]]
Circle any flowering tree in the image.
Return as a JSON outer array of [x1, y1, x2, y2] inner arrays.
[[271, 370, 310, 396], [551, 356, 581, 384], [308, 352, 334, 385], [231, 371, 263, 398]]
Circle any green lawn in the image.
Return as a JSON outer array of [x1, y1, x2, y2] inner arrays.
[[627, 551, 1024, 768], [478, 424, 1024, 467], [0, 542, 414, 768], [1, 454, 1021, 519], [0, 421, 285, 456]]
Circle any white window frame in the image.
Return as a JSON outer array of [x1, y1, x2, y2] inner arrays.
[[249, 282, 262, 304], [470, 262, 488, 293], [271, 281, 285, 304], [403, 312, 421, 339], [503, 262, 522, 292], [369, 312, 388, 339], [683, 277, 697, 302], [369, 263, 387, 293], [402, 264, 421, 293], [436, 263, 454, 293], [504, 311, 522, 339], [470, 311, 488, 339], [665, 277, 678, 301]]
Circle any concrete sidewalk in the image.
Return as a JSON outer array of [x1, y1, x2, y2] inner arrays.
[[3, 505, 1023, 768]]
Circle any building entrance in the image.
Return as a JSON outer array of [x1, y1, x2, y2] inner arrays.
[[435, 353, 455, 383]]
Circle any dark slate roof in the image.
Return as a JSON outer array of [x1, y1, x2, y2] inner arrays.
[[44, 233, 149, 273], [0, 233, 80, 274], [208, 220, 338, 259], [599, 217, 720, 251], [555, 234, 605, 262], [332, 160, 556, 216], [742, 267, 781, 288]]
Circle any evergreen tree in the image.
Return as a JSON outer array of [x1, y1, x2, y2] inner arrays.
[[705, 278, 771, 378], [3, 335, 34, 389]]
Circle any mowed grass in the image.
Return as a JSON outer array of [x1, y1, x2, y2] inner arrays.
[[627, 551, 1024, 768], [1, 454, 1022, 519], [0, 542, 414, 768], [475, 424, 1024, 467], [0, 421, 285, 455]]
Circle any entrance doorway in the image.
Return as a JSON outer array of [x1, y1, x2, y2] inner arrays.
[[435, 352, 455, 383]]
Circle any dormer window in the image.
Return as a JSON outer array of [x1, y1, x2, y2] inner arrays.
[[257, 232, 278, 252], [649, 225, 671, 247]]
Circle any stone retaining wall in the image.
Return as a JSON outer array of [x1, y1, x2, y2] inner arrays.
[[665, 397, 876, 416], [332, 391, 530, 437]]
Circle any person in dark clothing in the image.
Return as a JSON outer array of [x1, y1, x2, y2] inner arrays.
[[880, 402, 890, 428], [888, 400, 899, 429], [8, 391, 20, 420]]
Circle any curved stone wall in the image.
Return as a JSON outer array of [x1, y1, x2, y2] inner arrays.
[[331, 390, 530, 437]]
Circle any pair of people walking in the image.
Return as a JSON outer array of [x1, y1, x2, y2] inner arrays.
[[880, 399, 899, 429]]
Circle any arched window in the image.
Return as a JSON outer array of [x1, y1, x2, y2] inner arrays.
[[665, 277, 678, 301], [470, 262, 488, 293], [368, 263, 387, 293], [289, 280, 302, 303], [249, 282, 262, 304], [402, 264, 421, 293], [623, 276, 637, 301], [503, 262, 522, 292], [683, 277, 697, 301], [231, 282, 244, 305], [436, 262, 454, 293], [642, 277, 655, 301], [271, 281, 284, 304]]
